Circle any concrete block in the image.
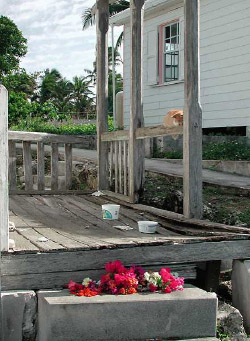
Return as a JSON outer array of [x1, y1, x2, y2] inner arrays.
[[1, 290, 37, 341], [232, 260, 250, 333], [37, 287, 217, 341]]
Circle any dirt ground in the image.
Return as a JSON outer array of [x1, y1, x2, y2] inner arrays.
[[140, 173, 250, 227]]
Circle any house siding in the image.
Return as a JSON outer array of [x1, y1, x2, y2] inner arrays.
[[122, 0, 250, 128]]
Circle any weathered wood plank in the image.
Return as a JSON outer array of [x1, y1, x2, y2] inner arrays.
[[23, 141, 33, 191], [8, 131, 86, 144], [10, 195, 116, 248], [9, 230, 39, 252], [101, 125, 183, 142], [114, 141, 118, 193], [0, 86, 9, 251], [101, 130, 129, 142], [2, 239, 250, 276], [32, 227, 85, 250], [131, 204, 250, 235], [1, 263, 196, 291], [9, 190, 92, 195], [136, 125, 182, 139], [109, 141, 113, 187], [183, 0, 203, 219], [118, 140, 122, 193], [8, 140, 17, 190], [51, 143, 59, 190], [17, 227, 65, 251], [129, 0, 145, 203], [123, 140, 128, 196], [96, 0, 109, 191], [65, 143, 72, 190], [37, 142, 45, 191]]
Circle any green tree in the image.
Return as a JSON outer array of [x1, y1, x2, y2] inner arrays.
[[82, 0, 129, 52], [82, 0, 129, 30], [1, 68, 39, 100], [51, 78, 73, 118], [39, 68, 62, 103], [0, 16, 27, 76], [71, 76, 94, 117]]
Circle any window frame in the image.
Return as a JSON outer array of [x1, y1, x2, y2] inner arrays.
[[158, 19, 180, 85]]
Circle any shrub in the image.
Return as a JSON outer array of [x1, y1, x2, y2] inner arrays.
[[153, 140, 250, 161], [10, 116, 114, 135]]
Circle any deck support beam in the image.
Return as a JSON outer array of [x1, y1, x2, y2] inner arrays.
[[0, 85, 9, 252], [129, 0, 145, 203], [96, 0, 109, 190], [183, 0, 203, 219]]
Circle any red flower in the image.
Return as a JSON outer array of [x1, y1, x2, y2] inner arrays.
[[67, 280, 84, 292], [149, 283, 158, 292], [163, 286, 172, 293]]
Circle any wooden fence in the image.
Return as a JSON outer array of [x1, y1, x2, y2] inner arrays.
[[8, 131, 87, 193], [101, 125, 182, 200]]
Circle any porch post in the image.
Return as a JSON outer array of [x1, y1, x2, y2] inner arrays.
[[183, 0, 203, 219], [96, 0, 109, 190], [0, 85, 9, 251], [129, 0, 145, 203]]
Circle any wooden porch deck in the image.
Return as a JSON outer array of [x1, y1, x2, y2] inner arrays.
[[3, 194, 250, 291]]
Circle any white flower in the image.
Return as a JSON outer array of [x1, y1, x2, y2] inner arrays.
[[82, 277, 92, 286], [144, 272, 150, 282]]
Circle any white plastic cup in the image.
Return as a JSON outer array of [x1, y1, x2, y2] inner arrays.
[[138, 221, 158, 234], [102, 204, 120, 220]]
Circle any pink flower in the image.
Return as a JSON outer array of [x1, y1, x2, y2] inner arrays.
[[105, 260, 127, 274], [159, 268, 171, 282]]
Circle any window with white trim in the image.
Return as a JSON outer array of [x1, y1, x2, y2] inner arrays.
[[159, 21, 180, 83]]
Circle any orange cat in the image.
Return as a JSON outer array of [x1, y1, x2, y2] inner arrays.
[[163, 110, 183, 128]]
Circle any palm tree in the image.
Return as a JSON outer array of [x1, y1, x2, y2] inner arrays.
[[51, 78, 73, 115], [40, 68, 62, 103], [84, 47, 122, 85], [71, 76, 94, 117], [82, 0, 129, 30]]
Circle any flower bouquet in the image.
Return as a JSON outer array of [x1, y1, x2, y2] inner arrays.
[[67, 260, 184, 297]]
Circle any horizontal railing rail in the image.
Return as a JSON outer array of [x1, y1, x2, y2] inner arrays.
[[101, 125, 183, 142]]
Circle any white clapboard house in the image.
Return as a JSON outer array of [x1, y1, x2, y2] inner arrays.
[[110, 0, 250, 133]]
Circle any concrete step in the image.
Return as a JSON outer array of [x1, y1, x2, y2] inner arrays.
[[37, 287, 217, 341]]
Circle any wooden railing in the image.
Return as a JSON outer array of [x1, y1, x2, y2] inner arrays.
[[101, 125, 183, 200], [8, 131, 86, 193]]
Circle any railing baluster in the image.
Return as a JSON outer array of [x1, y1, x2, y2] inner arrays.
[[123, 140, 127, 196], [115, 141, 118, 193], [109, 141, 113, 188], [119, 141, 122, 193], [23, 141, 33, 190], [37, 142, 45, 191], [65, 143, 72, 190], [8, 140, 16, 190], [51, 143, 59, 190]]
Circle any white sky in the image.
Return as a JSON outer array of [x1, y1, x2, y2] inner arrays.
[[0, 0, 123, 80]]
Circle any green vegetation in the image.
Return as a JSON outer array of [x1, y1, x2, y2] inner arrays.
[[10, 116, 114, 135], [0, 16, 27, 76], [153, 140, 250, 161], [216, 323, 230, 341], [0, 16, 123, 128]]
